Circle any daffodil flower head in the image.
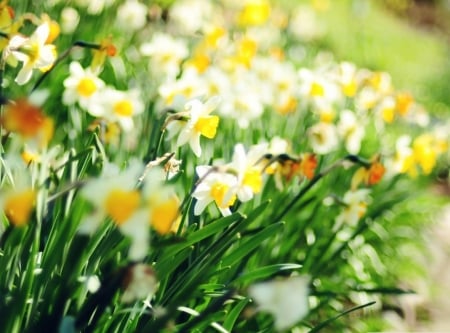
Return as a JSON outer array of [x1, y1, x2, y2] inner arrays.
[[1, 98, 54, 148], [0, 188, 36, 227], [0, 162, 36, 227], [5, 22, 57, 85], [248, 275, 310, 332], [192, 165, 238, 216], [63, 62, 105, 108], [334, 189, 371, 229], [228, 143, 267, 202], [91, 36, 117, 73], [166, 96, 220, 157], [79, 160, 144, 234], [238, 0, 271, 26], [308, 121, 339, 155], [143, 167, 181, 235]]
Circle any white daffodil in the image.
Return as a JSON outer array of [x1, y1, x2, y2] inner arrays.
[[308, 121, 339, 155], [337, 109, 365, 154], [60, 7, 80, 34], [298, 67, 341, 108], [168, 0, 215, 34], [192, 165, 238, 216], [249, 275, 310, 332], [79, 161, 149, 260], [334, 189, 371, 230], [334, 61, 359, 97], [89, 87, 145, 131], [140, 32, 189, 79], [219, 71, 264, 128], [115, 0, 148, 32], [63, 61, 105, 108], [158, 68, 207, 106], [142, 168, 181, 235], [5, 22, 57, 85], [228, 143, 267, 202], [166, 97, 220, 157]]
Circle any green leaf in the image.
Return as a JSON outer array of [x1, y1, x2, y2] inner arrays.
[[221, 222, 285, 268], [308, 301, 376, 333], [222, 297, 250, 331], [232, 263, 302, 285], [163, 212, 243, 257]]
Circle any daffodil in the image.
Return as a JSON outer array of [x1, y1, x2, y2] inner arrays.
[[79, 161, 149, 260], [5, 22, 57, 85], [89, 87, 145, 131], [308, 121, 338, 154], [238, 0, 271, 26], [140, 32, 188, 79], [334, 189, 370, 229], [0, 187, 36, 227], [192, 166, 238, 216], [1, 99, 54, 147], [337, 109, 365, 154], [142, 168, 181, 235], [166, 97, 220, 157], [249, 275, 309, 332], [63, 61, 105, 108], [115, 0, 148, 32], [228, 143, 267, 202]]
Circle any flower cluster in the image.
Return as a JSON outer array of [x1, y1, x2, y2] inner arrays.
[[0, 0, 449, 332]]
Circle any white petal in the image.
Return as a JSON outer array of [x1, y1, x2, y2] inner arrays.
[[194, 198, 210, 216], [33, 23, 50, 44], [189, 135, 202, 157], [15, 64, 33, 85]]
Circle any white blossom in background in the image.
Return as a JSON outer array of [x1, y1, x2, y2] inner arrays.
[[158, 68, 208, 106], [140, 33, 189, 80], [289, 5, 324, 41], [308, 121, 339, 154], [298, 67, 341, 109], [74, 0, 116, 15], [337, 109, 365, 154], [249, 275, 310, 331], [89, 87, 145, 131], [334, 189, 371, 230], [115, 0, 148, 32], [60, 7, 80, 34], [219, 71, 264, 128], [168, 0, 216, 34]]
